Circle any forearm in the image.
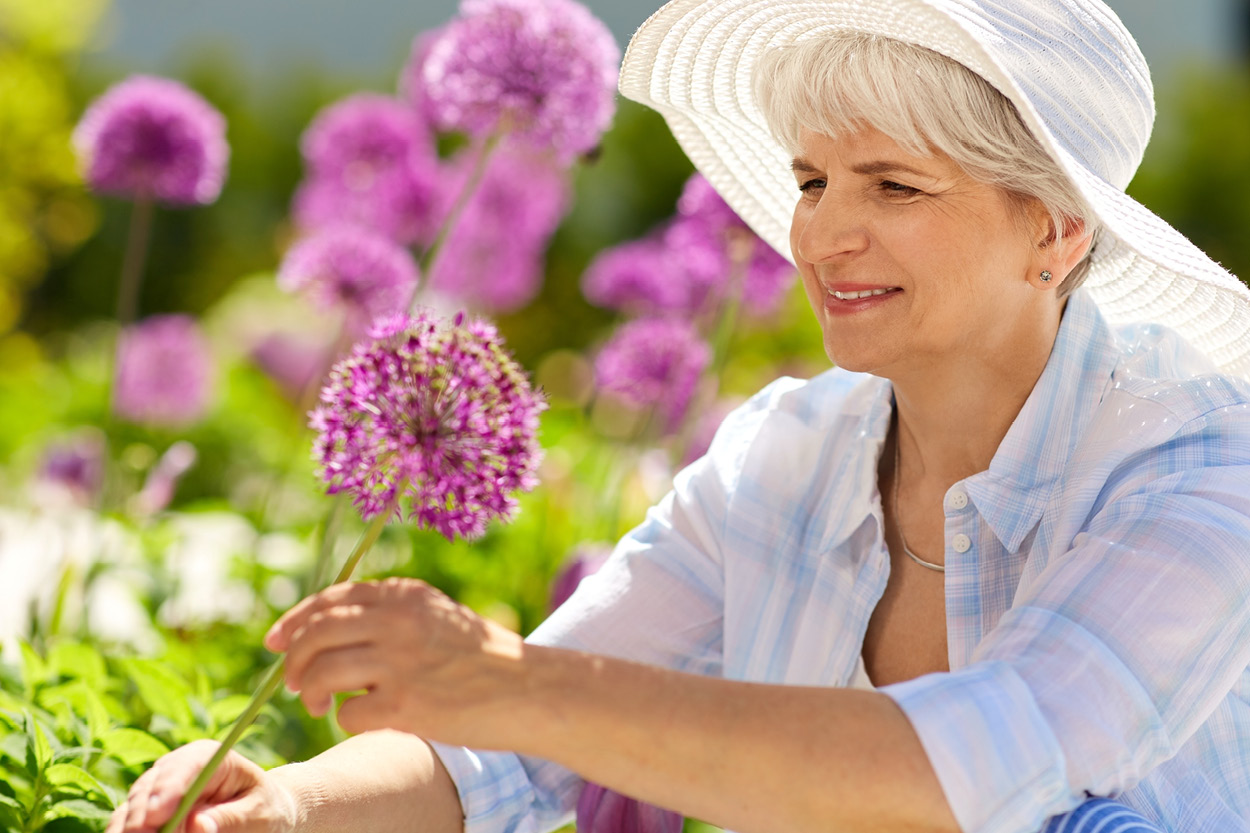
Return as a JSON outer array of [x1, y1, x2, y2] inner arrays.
[[514, 647, 958, 833], [271, 730, 463, 833]]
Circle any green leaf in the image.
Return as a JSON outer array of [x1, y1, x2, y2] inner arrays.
[[97, 729, 168, 767], [25, 710, 53, 774], [118, 660, 193, 729], [0, 792, 23, 811], [44, 797, 114, 823], [47, 643, 106, 689], [207, 694, 253, 729], [39, 682, 110, 745], [45, 764, 109, 799], [19, 643, 47, 694]]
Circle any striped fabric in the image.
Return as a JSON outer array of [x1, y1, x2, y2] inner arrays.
[[431, 289, 1250, 833], [1043, 799, 1163, 833]]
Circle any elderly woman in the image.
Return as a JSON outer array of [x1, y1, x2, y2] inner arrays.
[[110, 0, 1250, 832]]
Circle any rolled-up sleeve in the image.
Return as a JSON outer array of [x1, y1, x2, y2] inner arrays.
[[430, 384, 786, 833], [882, 406, 1250, 833]]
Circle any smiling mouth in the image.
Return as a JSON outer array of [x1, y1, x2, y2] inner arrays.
[[828, 287, 901, 300]]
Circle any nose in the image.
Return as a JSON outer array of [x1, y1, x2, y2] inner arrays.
[[792, 193, 870, 265]]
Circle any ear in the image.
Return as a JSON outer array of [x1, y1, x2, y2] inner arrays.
[[1030, 210, 1093, 291]]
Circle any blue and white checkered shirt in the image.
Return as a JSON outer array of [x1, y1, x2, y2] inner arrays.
[[432, 289, 1250, 833]]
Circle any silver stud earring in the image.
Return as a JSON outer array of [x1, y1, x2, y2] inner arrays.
[[1040, 270, 1053, 283]]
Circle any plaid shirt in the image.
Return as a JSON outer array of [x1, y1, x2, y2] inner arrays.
[[432, 290, 1250, 833]]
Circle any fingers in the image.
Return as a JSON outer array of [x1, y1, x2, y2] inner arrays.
[[282, 604, 380, 693], [265, 578, 425, 653], [297, 644, 389, 717], [110, 741, 260, 833]]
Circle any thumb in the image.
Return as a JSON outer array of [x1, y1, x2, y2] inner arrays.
[[189, 800, 260, 833]]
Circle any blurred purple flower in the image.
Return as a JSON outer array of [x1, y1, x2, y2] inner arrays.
[[576, 783, 683, 833], [132, 441, 197, 516], [595, 318, 710, 431], [668, 174, 796, 315], [310, 310, 547, 538], [421, 0, 619, 162], [250, 332, 333, 401], [428, 145, 569, 312], [292, 94, 441, 245], [278, 227, 420, 332], [399, 29, 443, 128], [581, 237, 690, 316], [37, 431, 107, 507], [114, 315, 214, 428], [73, 75, 228, 205], [549, 543, 611, 613]]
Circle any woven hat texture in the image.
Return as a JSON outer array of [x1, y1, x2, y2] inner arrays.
[[619, 0, 1250, 379]]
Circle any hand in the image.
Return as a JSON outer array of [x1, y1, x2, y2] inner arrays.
[[106, 740, 297, 833], [264, 577, 527, 747]]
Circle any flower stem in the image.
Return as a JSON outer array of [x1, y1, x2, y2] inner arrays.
[[116, 197, 154, 326], [411, 131, 504, 311], [160, 505, 394, 833]]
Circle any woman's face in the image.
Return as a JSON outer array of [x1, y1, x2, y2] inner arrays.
[[789, 127, 1048, 377]]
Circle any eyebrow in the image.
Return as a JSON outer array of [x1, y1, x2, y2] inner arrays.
[[790, 157, 935, 179]]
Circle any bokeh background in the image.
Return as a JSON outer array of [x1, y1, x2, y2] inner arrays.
[[0, 0, 1247, 829]]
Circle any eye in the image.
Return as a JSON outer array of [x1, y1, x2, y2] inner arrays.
[[798, 178, 826, 195], [880, 180, 922, 197]]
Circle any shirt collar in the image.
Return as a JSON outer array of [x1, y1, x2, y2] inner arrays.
[[963, 290, 1120, 552]]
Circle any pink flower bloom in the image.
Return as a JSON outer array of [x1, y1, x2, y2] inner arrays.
[[292, 94, 442, 245], [595, 318, 710, 432], [421, 0, 620, 162], [132, 441, 198, 516], [428, 145, 569, 313], [310, 311, 546, 539], [399, 28, 443, 129], [581, 236, 691, 316], [114, 315, 214, 428], [73, 75, 228, 205], [576, 783, 683, 833], [37, 430, 107, 507], [278, 226, 420, 332]]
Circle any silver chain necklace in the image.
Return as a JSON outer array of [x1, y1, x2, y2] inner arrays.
[[892, 439, 946, 573]]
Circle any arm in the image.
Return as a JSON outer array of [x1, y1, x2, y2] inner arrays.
[[108, 730, 463, 833]]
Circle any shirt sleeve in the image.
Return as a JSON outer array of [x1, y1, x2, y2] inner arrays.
[[430, 385, 781, 833], [882, 405, 1250, 833]]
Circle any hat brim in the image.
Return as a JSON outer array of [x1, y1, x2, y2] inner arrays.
[[620, 0, 1250, 378]]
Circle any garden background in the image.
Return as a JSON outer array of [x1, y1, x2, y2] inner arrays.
[[0, 0, 1248, 830]]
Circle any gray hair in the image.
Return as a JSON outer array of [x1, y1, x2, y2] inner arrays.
[[753, 33, 1099, 297]]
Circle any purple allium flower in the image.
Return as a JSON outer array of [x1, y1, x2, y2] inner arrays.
[[73, 75, 228, 205], [668, 174, 797, 315], [37, 431, 107, 507], [292, 94, 441, 245], [310, 310, 547, 538], [594, 318, 710, 431], [576, 783, 683, 833], [549, 543, 611, 613], [428, 145, 569, 312], [581, 236, 691, 316], [114, 315, 215, 428], [399, 29, 443, 129], [421, 0, 620, 162], [278, 227, 420, 332]]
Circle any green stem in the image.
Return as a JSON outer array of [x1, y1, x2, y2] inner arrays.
[[160, 506, 394, 833], [116, 197, 154, 326], [411, 131, 504, 311]]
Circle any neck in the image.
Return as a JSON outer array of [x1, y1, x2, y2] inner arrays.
[[889, 303, 1063, 485]]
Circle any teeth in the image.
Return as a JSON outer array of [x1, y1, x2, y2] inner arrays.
[[830, 288, 897, 300]]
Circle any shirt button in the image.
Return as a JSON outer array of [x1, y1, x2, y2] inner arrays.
[[948, 489, 969, 510], [951, 533, 972, 553]]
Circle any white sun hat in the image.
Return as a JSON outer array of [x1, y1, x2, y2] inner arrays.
[[618, 0, 1250, 380]]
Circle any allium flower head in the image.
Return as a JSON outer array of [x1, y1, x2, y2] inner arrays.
[[293, 94, 441, 244], [594, 318, 710, 431], [399, 29, 443, 128], [114, 315, 215, 427], [581, 236, 692, 316], [310, 310, 547, 539], [429, 145, 569, 312], [669, 174, 797, 314], [421, 0, 620, 162], [278, 226, 420, 331], [73, 75, 228, 205], [37, 431, 107, 507], [576, 783, 683, 833]]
